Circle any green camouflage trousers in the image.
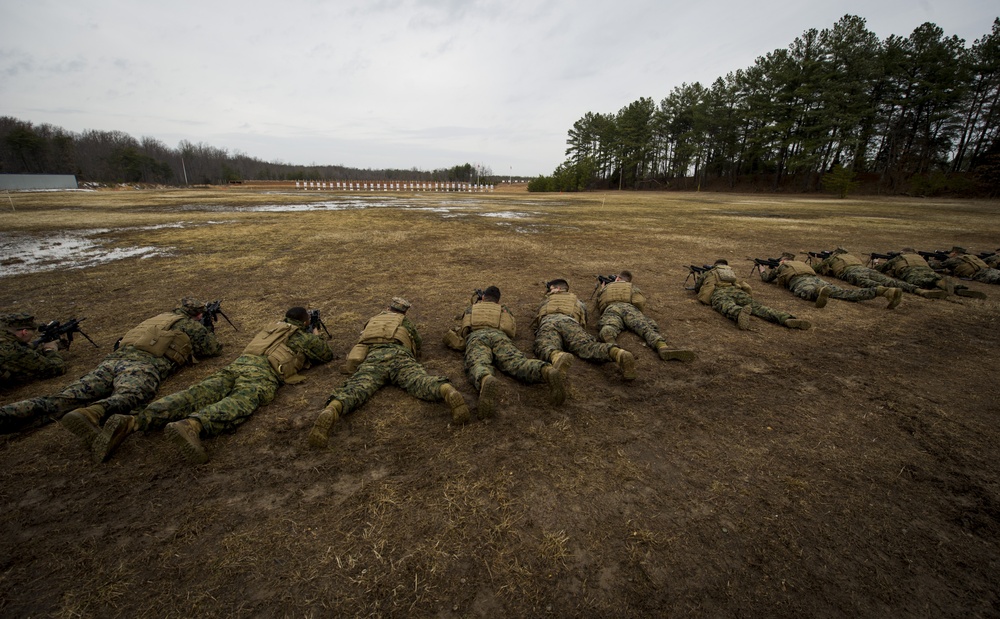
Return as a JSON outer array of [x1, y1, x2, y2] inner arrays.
[[972, 268, 1000, 285], [597, 302, 666, 348], [896, 266, 944, 289], [137, 354, 279, 436], [465, 328, 546, 391], [0, 354, 163, 433], [711, 288, 793, 326], [534, 314, 614, 363], [328, 344, 448, 415], [840, 265, 918, 294], [789, 274, 878, 302]]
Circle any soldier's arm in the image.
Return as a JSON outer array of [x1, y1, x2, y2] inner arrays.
[[290, 331, 335, 364], [403, 318, 422, 356], [181, 319, 224, 357], [760, 267, 778, 283], [1, 345, 67, 381]]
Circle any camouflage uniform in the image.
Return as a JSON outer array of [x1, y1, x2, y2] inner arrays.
[[941, 255, 1000, 285], [694, 267, 798, 327], [0, 308, 222, 433], [875, 254, 946, 289], [136, 318, 332, 436], [446, 302, 546, 391], [762, 261, 879, 303], [985, 253, 1000, 269], [533, 298, 614, 364], [0, 313, 66, 387], [816, 254, 923, 294], [595, 283, 665, 348], [328, 312, 449, 416]]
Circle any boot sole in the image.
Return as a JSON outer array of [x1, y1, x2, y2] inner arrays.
[[91, 415, 133, 463], [308, 409, 336, 448], [478, 376, 500, 419], [165, 423, 208, 464], [619, 352, 637, 381], [660, 349, 695, 362], [61, 412, 100, 449]]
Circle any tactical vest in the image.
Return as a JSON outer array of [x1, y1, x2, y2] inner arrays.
[[829, 254, 863, 277], [894, 254, 929, 272], [776, 261, 816, 287], [117, 313, 192, 366], [697, 267, 737, 305], [537, 292, 586, 324], [596, 282, 647, 313], [359, 312, 415, 355], [242, 322, 305, 383], [462, 302, 516, 338], [952, 255, 989, 278]]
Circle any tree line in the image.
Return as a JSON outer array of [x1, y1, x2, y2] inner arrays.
[[0, 116, 494, 186], [531, 15, 1000, 197]]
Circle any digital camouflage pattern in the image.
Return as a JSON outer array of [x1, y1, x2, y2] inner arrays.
[[464, 328, 546, 391], [0, 310, 222, 433], [328, 343, 449, 415], [876, 256, 945, 289], [834, 264, 921, 294], [762, 270, 879, 303], [597, 301, 666, 349], [534, 314, 614, 364], [709, 287, 795, 327], [0, 329, 66, 388], [136, 319, 332, 435]]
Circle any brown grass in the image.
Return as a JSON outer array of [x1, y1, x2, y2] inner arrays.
[[1, 187, 999, 618]]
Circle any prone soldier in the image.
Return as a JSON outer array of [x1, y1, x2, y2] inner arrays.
[[0, 313, 67, 388], [936, 246, 1000, 286], [874, 249, 985, 299], [761, 252, 902, 309], [814, 247, 947, 299], [594, 271, 694, 362], [693, 260, 811, 330]]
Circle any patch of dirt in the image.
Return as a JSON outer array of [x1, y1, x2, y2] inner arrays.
[[1, 189, 999, 618]]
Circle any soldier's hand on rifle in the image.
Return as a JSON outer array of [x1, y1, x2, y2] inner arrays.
[[41, 340, 60, 352]]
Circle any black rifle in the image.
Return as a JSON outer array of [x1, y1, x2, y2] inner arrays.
[[749, 257, 781, 279], [473, 288, 485, 301], [684, 265, 712, 289], [308, 309, 332, 339], [866, 251, 900, 268], [918, 250, 950, 263], [806, 250, 832, 265], [595, 274, 617, 285], [202, 300, 237, 333], [978, 251, 997, 261], [30, 317, 98, 350]]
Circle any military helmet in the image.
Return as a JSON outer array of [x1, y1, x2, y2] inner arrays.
[[389, 297, 411, 313], [1, 312, 36, 330]]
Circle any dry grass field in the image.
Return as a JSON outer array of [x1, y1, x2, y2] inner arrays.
[[1, 187, 999, 618]]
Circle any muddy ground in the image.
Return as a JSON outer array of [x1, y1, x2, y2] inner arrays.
[[1, 188, 998, 618]]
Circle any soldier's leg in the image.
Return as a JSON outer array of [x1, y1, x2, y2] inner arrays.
[[392, 355, 451, 402], [787, 277, 821, 301], [42, 363, 119, 421], [597, 307, 626, 343], [533, 322, 565, 363], [491, 334, 546, 384], [137, 368, 235, 432], [463, 335, 496, 391], [328, 357, 392, 415], [85, 359, 165, 420], [620, 306, 665, 348], [973, 269, 1000, 285], [191, 367, 279, 437], [710, 290, 746, 324], [556, 321, 614, 362], [826, 285, 879, 302], [748, 299, 794, 326]]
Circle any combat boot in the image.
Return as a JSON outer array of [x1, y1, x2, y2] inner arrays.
[[550, 351, 574, 368], [308, 399, 342, 448], [784, 318, 812, 330], [736, 305, 751, 330], [477, 375, 500, 419], [877, 286, 903, 309], [165, 418, 208, 464], [815, 286, 831, 308], [610, 346, 637, 381], [542, 363, 567, 406], [61, 404, 106, 449], [91, 414, 137, 463], [598, 326, 617, 344], [655, 341, 695, 362], [915, 288, 948, 299], [955, 286, 987, 299], [440, 383, 470, 425], [442, 330, 465, 350]]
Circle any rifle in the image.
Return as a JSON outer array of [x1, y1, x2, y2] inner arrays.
[[977, 251, 997, 261], [866, 251, 899, 268], [684, 265, 712, 289], [30, 317, 98, 350], [308, 309, 332, 339], [917, 250, 949, 264], [805, 250, 832, 265], [748, 257, 781, 279], [202, 300, 237, 333], [591, 274, 618, 299]]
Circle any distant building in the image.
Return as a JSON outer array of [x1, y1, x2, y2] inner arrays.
[[0, 174, 78, 190]]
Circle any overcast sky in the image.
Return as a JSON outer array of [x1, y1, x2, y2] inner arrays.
[[1, 1, 996, 177]]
